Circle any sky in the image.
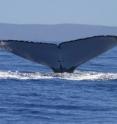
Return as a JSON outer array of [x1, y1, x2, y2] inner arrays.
[[0, 0, 117, 26]]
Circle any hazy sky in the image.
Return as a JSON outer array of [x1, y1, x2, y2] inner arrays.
[[0, 0, 117, 26]]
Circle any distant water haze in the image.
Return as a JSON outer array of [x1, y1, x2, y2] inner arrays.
[[0, 23, 117, 43]]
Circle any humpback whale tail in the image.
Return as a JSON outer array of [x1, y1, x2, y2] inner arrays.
[[0, 36, 117, 73]]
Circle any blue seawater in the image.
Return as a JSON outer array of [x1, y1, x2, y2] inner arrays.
[[0, 47, 117, 124]]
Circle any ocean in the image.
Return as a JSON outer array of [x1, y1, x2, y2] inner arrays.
[[0, 47, 117, 124]]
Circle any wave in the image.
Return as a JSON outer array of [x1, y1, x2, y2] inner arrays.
[[0, 70, 117, 81]]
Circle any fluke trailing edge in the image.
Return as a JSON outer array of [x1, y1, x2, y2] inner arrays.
[[0, 36, 117, 73]]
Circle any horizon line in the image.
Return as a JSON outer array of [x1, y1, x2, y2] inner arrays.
[[0, 22, 117, 28]]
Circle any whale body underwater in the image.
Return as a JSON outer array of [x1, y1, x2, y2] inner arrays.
[[0, 35, 117, 73]]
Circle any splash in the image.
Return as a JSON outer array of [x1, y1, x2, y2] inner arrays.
[[0, 70, 117, 81]]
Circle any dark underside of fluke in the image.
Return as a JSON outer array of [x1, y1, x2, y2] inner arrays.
[[52, 65, 76, 73], [0, 35, 117, 73]]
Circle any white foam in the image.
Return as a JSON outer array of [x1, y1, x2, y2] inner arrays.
[[0, 70, 117, 81]]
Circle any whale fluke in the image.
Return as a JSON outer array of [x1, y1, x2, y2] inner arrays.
[[0, 36, 117, 73]]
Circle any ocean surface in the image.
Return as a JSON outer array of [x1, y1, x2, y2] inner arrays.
[[0, 47, 117, 124]]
